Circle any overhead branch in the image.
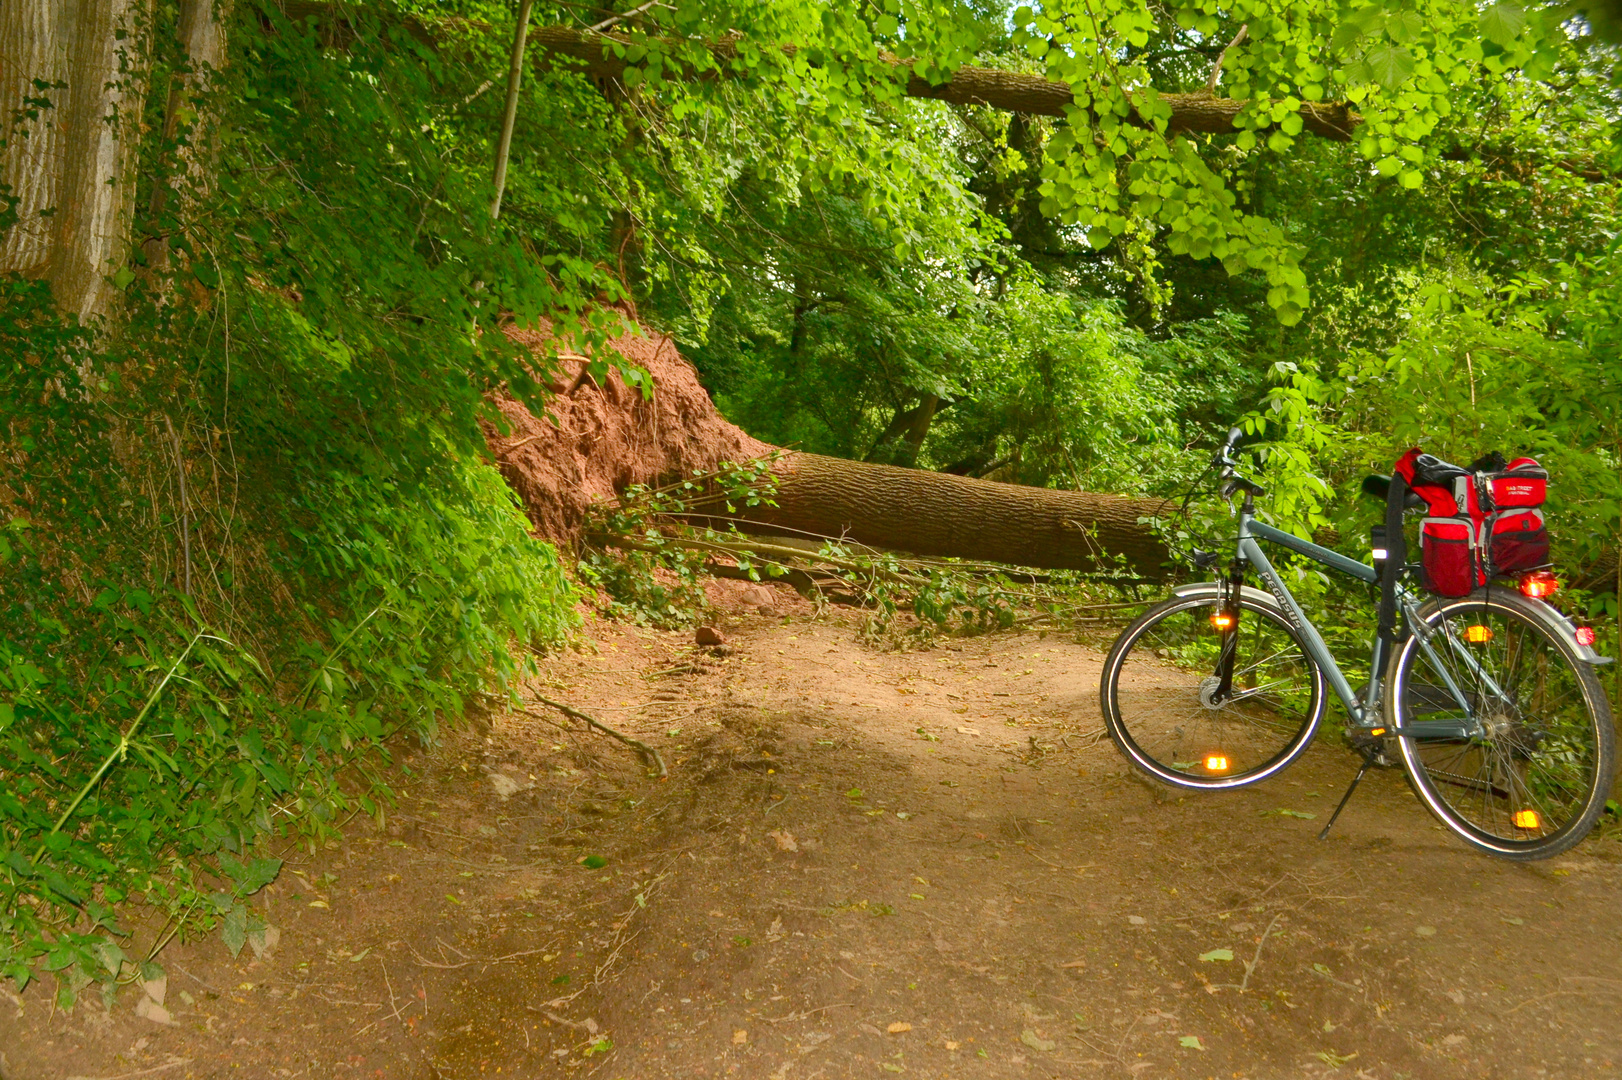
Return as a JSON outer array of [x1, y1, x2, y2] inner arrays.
[[523, 25, 1363, 140]]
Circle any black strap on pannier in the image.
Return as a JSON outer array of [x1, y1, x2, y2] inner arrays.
[[1378, 472, 1410, 654]]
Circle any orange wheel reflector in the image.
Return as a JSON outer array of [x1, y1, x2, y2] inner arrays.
[[1519, 571, 1560, 599], [1210, 612, 1235, 631], [1369, 728, 1386, 737], [1204, 754, 1229, 772], [1464, 624, 1494, 644], [1514, 810, 1541, 830]]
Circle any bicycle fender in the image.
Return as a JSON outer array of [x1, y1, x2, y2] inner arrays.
[[1428, 588, 1615, 667], [1514, 594, 1616, 666], [1171, 582, 1287, 617]]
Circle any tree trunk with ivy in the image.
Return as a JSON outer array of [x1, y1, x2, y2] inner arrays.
[[0, 0, 149, 322], [0, 0, 226, 320]]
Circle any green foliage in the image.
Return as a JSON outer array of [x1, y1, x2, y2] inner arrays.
[[1, 2, 583, 998]]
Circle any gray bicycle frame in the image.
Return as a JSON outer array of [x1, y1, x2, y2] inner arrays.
[[1235, 512, 1482, 738]]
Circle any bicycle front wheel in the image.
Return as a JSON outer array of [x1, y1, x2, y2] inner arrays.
[[1101, 594, 1326, 789], [1388, 588, 1616, 860]]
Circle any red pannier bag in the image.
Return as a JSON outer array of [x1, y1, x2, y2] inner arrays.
[[1420, 516, 1482, 596], [1477, 456, 1550, 575], [1394, 450, 1551, 596]]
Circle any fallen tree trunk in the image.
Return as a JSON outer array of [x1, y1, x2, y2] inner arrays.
[[740, 453, 1172, 577], [489, 322, 1177, 579]]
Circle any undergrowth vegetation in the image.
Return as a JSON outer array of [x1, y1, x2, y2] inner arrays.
[[0, 6, 587, 1002]]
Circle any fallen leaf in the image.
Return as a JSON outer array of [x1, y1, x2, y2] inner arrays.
[[733, 1029, 748, 1044], [1502, 917, 1525, 926], [956, 727, 981, 736], [1261, 808, 1318, 819], [767, 830, 798, 852], [945, 1040, 960, 1050], [1415, 925, 1437, 938], [139, 972, 167, 1007], [248, 924, 280, 960], [1198, 949, 1234, 962], [579, 854, 608, 869], [349, 947, 371, 963], [134, 996, 175, 1026], [887, 1021, 912, 1034], [1316, 1049, 1358, 1067], [1061, 960, 1086, 969], [307, 899, 329, 909], [1020, 1029, 1056, 1052], [1127, 915, 1147, 926], [486, 772, 521, 798], [1179, 1035, 1204, 1050]]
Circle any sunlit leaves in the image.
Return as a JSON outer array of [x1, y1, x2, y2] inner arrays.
[[1479, 2, 1526, 47]]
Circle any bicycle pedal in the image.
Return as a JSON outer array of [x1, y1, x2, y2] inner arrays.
[[1344, 729, 1397, 768]]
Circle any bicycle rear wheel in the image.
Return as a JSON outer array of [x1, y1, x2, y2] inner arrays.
[[1387, 588, 1616, 860], [1101, 594, 1326, 789]]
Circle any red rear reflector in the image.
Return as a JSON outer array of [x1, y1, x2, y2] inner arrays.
[[1519, 571, 1559, 599], [1575, 627, 1596, 647]]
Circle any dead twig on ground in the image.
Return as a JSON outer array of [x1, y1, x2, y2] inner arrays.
[[525, 696, 668, 778], [408, 944, 553, 970], [1239, 912, 1283, 993], [754, 1002, 855, 1024]]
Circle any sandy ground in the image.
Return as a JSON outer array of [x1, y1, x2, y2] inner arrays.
[[4, 582, 1621, 1080]]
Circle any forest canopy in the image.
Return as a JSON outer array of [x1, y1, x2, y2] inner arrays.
[[1, 0, 1618, 1002]]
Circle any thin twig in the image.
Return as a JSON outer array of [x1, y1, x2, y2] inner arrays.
[[490, 0, 536, 220], [524, 696, 667, 778], [37, 634, 208, 861], [1239, 912, 1283, 993], [1204, 23, 1248, 95], [586, 0, 664, 32], [755, 1002, 855, 1024], [407, 945, 552, 970]]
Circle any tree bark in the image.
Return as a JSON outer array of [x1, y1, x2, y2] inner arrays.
[[0, 0, 151, 322], [523, 25, 1363, 141], [745, 451, 1174, 578]]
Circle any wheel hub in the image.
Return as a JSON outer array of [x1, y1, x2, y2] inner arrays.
[[1198, 675, 1225, 710]]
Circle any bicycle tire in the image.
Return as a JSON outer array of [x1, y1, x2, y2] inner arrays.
[[1387, 588, 1616, 861], [1101, 593, 1327, 789]]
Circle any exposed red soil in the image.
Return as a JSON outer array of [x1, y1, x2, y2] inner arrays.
[[488, 319, 773, 543]]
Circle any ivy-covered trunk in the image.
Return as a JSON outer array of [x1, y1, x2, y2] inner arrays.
[[0, 0, 150, 322]]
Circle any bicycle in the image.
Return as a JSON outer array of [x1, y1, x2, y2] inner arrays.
[[1099, 427, 1617, 861]]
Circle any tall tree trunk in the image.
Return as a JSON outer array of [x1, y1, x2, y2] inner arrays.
[[748, 452, 1173, 577], [144, 0, 228, 269], [0, 0, 151, 322]]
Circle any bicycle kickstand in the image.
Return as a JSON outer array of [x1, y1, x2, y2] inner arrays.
[[1317, 754, 1376, 841]]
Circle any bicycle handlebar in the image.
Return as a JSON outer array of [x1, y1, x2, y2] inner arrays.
[[1214, 425, 1265, 499]]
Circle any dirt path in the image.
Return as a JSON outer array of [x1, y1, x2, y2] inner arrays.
[[5, 586, 1622, 1080]]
